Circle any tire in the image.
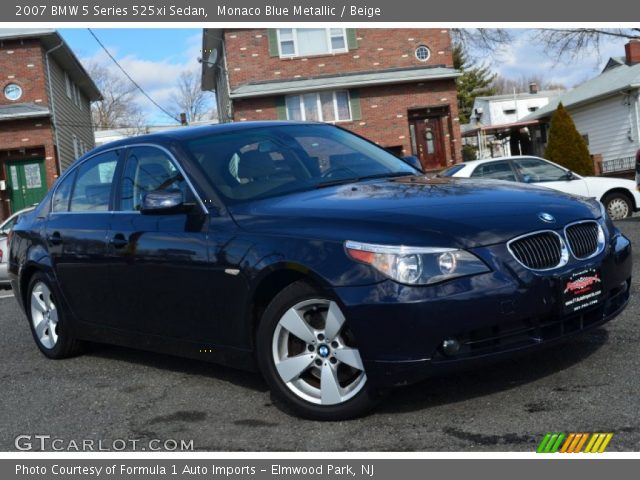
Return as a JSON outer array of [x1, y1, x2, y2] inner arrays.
[[26, 272, 83, 359], [256, 281, 384, 420], [602, 193, 632, 220]]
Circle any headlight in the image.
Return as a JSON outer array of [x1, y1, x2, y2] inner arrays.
[[345, 240, 490, 285]]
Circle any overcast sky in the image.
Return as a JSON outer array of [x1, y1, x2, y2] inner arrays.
[[59, 28, 632, 126]]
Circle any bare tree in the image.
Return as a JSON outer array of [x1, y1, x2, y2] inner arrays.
[[450, 29, 513, 56], [491, 74, 566, 95], [170, 70, 214, 123], [534, 28, 640, 62], [87, 62, 146, 133]]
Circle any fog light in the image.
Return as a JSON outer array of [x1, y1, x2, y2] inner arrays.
[[441, 338, 461, 356]]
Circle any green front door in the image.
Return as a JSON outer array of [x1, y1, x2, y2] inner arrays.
[[6, 159, 48, 211]]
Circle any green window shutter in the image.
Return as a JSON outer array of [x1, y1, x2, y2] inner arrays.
[[349, 90, 362, 121], [346, 29, 358, 50], [275, 96, 287, 119], [268, 29, 280, 57]]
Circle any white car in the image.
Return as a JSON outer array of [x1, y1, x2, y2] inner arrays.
[[441, 156, 640, 220], [0, 206, 35, 288]]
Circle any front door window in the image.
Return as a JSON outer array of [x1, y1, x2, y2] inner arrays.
[[425, 128, 435, 154], [23, 163, 42, 189]]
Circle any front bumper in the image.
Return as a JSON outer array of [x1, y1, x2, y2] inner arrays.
[[333, 232, 632, 387]]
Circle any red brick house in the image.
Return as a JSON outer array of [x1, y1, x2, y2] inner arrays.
[[0, 29, 101, 221], [201, 28, 462, 170]]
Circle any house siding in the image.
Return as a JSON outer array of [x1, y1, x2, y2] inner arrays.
[[45, 54, 95, 171], [569, 94, 640, 165]]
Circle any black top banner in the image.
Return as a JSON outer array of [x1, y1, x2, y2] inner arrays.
[[5, 0, 640, 22]]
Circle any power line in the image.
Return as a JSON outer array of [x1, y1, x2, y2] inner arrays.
[[87, 28, 181, 124]]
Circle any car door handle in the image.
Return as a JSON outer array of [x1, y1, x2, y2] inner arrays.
[[109, 234, 128, 249], [47, 231, 62, 246]]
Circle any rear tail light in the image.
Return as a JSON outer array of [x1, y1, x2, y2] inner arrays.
[[0, 246, 3, 263]]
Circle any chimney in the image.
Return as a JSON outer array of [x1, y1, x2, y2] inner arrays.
[[625, 40, 640, 65], [529, 82, 538, 94]]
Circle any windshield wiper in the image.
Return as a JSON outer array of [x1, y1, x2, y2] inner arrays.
[[315, 172, 413, 189]]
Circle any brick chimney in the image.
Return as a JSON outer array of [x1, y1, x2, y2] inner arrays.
[[625, 40, 640, 65], [529, 82, 538, 94]]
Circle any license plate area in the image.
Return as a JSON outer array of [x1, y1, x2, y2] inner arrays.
[[562, 267, 603, 314]]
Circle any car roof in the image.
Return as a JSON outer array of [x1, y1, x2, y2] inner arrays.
[[463, 155, 545, 167], [87, 121, 325, 156]]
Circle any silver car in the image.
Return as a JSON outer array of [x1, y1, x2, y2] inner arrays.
[[0, 207, 35, 288]]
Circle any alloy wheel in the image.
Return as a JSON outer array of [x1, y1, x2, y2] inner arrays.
[[30, 282, 59, 349], [271, 299, 366, 405]]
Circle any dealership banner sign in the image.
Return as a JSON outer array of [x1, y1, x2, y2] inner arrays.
[[3, 459, 640, 479], [3, 0, 639, 22]]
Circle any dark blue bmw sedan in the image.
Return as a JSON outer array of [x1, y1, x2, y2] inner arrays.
[[8, 122, 632, 419]]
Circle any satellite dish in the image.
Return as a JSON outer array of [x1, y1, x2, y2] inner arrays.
[[205, 48, 218, 67]]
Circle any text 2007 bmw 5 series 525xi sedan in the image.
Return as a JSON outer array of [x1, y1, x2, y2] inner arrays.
[[8, 122, 632, 420]]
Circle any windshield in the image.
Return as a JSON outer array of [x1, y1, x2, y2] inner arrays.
[[183, 124, 417, 204]]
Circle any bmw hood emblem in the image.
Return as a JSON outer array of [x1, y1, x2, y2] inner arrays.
[[538, 212, 555, 223]]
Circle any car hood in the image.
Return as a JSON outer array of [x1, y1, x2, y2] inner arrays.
[[228, 176, 601, 248]]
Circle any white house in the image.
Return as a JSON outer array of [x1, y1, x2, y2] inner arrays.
[[462, 84, 561, 158], [524, 40, 640, 176], [469, 85, 560, 126], [94, 120, 218, 147]]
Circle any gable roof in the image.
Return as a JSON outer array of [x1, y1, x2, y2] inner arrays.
[[524, 61, 640, 121], [602, 56, 626, 73], [0, 29, 102, 101]]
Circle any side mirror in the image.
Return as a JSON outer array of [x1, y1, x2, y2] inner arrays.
[[402, 155, 423, 172], [140, 189, 187, 215], [0, 229, 7, 236], [523, 174, 532, 183], [565, 170, 575, 180]]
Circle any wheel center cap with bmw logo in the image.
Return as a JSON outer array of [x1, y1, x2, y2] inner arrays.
[[538, 212, 555, 223], [318, 344, 330, 358]]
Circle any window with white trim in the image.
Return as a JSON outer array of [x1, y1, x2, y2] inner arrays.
[[64, 72, 72, 98], [286, 91, 351, 122], [277, 28, 347, 57], [72, 134, 79, 160]]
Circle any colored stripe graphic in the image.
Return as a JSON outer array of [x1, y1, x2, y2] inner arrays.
[[584, 433, 614, 453], [538, 433, 613, 453], [537, 433, 565, 453]]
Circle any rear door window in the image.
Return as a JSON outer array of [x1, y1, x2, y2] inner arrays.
[[69, 150, 121, 212], [471, 161, 517, 181], [51, 171, 76, 212]]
